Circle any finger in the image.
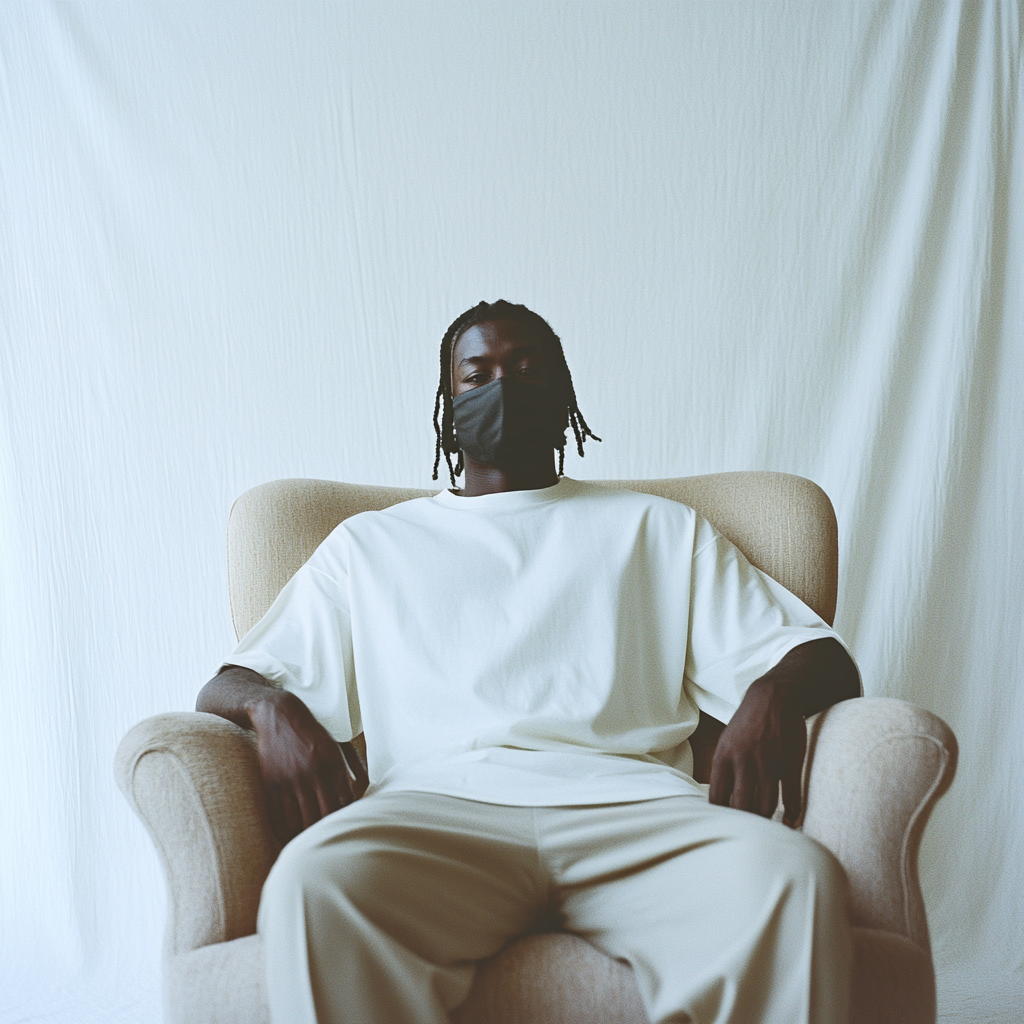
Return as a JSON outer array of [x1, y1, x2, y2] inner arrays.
[[708, 753, 734, 807], [294, 781, 321, 832], [756, 770, 779, 819], [315, 774, 343, 819], [340, 741, 369, 790], [730, 759, 756, 813], [321, 743, 356, 808], [333, 764, 358, 807], [280, 790, 303, 842], [265, 786, 290, 847], [782, 762, 803, 827]]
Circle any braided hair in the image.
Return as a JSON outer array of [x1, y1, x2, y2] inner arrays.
[[432, 300, 600, 486]]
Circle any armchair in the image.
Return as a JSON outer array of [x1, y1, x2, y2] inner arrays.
[[115, 473, 956, 1024]]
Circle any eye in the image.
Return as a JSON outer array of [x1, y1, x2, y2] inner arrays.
[[464, 372, 490, 384]]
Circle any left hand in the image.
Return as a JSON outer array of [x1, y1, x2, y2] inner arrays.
[[708, 677, 806, 825]]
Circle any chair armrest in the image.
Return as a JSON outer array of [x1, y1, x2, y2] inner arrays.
[[114, 712, 281, 956], [800, 697, 957, 950]]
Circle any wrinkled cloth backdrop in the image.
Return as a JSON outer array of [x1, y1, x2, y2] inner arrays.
[[1, 2, 1021, 1022]]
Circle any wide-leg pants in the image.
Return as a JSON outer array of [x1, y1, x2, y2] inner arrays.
[[258, 790, 851, 1024]]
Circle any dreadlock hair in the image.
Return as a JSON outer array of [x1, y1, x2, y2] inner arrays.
[[432, 300, 600, 486]]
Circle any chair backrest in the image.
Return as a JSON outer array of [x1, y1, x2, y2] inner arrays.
[[227, 472, 838, 640]]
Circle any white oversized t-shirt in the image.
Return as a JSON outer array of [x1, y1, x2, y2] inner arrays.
[[225, 478, 848, 806]]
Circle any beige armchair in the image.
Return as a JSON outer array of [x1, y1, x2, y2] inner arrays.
[[115, 473, 957, 1024]]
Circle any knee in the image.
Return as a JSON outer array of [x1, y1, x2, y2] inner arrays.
[[770, 829, 847, 905], [260, 824, 390, 920], [261, 829, 353, 919], [261, 835, 321, 912], [726, 820, 847, 903]]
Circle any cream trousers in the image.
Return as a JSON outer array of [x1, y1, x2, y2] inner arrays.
[[258, 791, 851, 1024]]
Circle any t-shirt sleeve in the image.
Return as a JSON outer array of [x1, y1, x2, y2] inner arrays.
[[219, 529, 361, 741], [683, 517, 855, 724]]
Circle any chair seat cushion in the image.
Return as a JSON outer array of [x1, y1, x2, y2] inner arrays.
[[452, 932, 648, 1024], [165, 926, 934, 1024]]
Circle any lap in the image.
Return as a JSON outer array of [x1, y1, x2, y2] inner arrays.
[[538, 799, 849, 1020], [260, 791, 549, 964], [268, 791, 838, 902], [259, 792, 850, 1024], [539, 796, 839, 887], [541, 796, 844, 918]]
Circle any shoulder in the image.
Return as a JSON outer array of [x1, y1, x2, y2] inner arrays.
[[302, 495, 439, 567], [563, 478, 700, 522], [557, 480, 704, 552], [331, 494, 442, 539]]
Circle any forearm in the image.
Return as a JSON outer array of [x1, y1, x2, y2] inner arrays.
[[196, 664, 300, 731], [749, 637, 860, 718]]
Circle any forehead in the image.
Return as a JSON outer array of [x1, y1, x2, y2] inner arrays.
[[452, 319, 545, 364]]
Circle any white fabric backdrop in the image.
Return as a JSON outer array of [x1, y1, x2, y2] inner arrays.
[[1, 2, 1021, 1021]]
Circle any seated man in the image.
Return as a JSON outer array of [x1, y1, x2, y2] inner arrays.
[[197, 300, 861, 1024]]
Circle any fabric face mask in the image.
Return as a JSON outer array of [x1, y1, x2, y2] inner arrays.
[[452, 377, 566, 465]]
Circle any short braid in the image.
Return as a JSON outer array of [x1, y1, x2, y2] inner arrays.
[[431, 301, 600, 486]]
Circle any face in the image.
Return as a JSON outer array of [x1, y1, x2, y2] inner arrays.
[[451, 320, 550, 397]]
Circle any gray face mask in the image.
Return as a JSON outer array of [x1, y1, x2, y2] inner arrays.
[[452, 377, 566, 465]]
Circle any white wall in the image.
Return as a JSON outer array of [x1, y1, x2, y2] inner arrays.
[[1, 2, 1021, 1020]]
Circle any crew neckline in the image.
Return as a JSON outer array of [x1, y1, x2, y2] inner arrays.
[[432, 476, 577, 510]]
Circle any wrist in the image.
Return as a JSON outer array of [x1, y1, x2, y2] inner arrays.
[[247, 686, 302, 732], [747, 673, 802, 715]]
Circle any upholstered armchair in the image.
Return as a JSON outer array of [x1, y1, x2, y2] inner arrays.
[[115, 473, 957, 1024]]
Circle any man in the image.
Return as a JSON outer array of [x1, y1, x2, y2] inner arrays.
[[197, 300, 860, 1024]]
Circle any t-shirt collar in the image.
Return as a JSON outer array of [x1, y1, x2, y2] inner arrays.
[[432, 476, 576, 511]]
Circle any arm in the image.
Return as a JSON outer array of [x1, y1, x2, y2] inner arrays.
[[196, 665, 368, 845], [708, 637, 859, 825]]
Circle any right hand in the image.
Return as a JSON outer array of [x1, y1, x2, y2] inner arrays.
[[249, 690, 369, 845]]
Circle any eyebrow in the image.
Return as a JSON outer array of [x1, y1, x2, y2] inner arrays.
[[457, 345, 543, 368]]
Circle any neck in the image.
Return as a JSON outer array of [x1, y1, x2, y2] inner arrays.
[[459, 452, 559, 496]]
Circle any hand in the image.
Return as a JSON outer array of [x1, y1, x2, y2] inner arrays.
[[249, 690, 369, 845], [708, 677, 806, 826]]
